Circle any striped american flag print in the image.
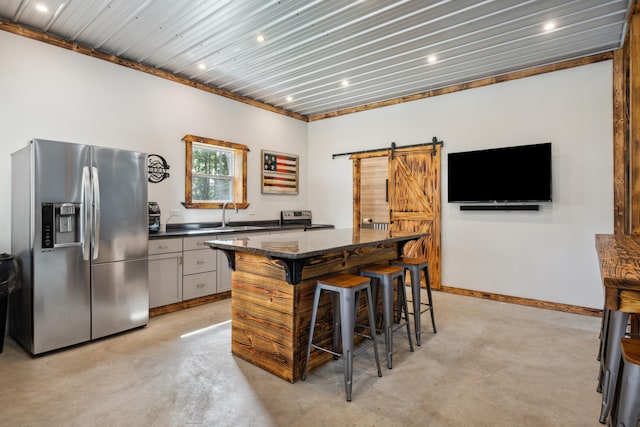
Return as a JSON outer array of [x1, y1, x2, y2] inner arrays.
[[262, 150, 298, 194]]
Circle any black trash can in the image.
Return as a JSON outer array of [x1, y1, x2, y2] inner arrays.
[[0, 253, 20, 353]]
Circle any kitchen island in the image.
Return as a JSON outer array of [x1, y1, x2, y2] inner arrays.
[[206, 228, 428, 382]]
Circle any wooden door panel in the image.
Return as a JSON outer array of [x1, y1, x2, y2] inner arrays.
[[389, 147, 441, 289], [361, 157, 390, 224], [391, 154, 432, 214]]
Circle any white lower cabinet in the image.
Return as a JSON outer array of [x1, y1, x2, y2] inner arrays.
[[216, 250, 232, 292], [182, 241, 217, 300], [148, 239, 183, 309], [183, 248, 216, 275], [183, 271, 217, 300], [148, 235, 228, 309]]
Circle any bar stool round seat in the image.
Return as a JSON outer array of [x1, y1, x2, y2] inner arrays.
[[359, 264, 414, 369], [390, 257, 437, 346], [302, 273, 382, 402]]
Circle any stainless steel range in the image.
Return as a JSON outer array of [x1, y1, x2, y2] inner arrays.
[[280, 210, 312, 226]]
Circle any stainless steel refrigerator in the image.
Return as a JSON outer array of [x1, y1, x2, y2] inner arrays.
[[10, 139, 149, 355]]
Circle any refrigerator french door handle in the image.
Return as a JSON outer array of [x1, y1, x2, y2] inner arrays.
[[82, 166, 91, 261], [92, 166, 100, 260]]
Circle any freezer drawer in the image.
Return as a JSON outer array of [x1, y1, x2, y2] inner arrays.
[[92, 258, 148, 339]]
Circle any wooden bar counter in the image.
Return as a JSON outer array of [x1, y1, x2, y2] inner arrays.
[[206, 228, 428, 383], [595, 234, 640, 423]]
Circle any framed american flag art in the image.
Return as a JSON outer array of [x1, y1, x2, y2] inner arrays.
[[261, 150, 299, 195]]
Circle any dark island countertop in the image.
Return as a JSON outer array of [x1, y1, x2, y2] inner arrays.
[[205, 228, 428, 259]]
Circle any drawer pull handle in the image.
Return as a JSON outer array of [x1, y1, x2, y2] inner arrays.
[[158, 245, 168, 249], [196, 283, 205, 288], [197, 241, 206, 245], [196, 259, 206, 264]]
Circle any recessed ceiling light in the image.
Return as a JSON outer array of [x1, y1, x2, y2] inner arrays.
[[342, 80, 349, 87], [286, 96, 293, 102], [427, 55, 438, 64], [35, 4, 48, 13], [543, 21, 556, 32], [256, 35, 265, 43], [198, 63, 206, 70]]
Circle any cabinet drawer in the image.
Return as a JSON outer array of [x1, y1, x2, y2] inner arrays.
[[183, 271, 216, 300], [183, 235, 218, 251], [183, 249, 216, 275], [148, 238, 182, 255]]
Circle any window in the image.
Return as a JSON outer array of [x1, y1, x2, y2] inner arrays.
[[182, 134, 249, 209], [192, 144, 233, 201]]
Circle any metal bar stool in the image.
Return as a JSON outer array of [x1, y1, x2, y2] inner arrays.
[[390, 257, 437, 346], [302, 273, 382, 402], [610, 338, 640, 426], [359, 264, 414, 369], [598, 312, 640, 394], [600, 310, 630, 423]]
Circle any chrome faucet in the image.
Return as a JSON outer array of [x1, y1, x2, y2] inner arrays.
[[221, 201, 238, 228]]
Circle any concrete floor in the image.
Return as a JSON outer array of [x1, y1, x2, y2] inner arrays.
[[0, 291, 603, 427]]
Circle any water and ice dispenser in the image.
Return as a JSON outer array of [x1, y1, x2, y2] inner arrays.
[[41, 202, 82, 248]]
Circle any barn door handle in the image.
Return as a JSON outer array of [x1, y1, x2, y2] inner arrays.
[[385, 179, 388, 202]]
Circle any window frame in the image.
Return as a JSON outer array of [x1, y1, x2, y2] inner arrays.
[[182, 134, 249, 209]]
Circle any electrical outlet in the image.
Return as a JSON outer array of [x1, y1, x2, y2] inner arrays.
[[248, 209, 256, 216], [171, 209, 181, 216]]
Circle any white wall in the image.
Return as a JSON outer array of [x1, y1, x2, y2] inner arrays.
[[0, 30, 308, 254], [0, 29, 614, 309], [308, 61, 613, 309]]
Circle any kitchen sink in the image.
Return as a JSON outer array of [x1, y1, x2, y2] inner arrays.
[[211, 225, 266, 232], [179, 225, 267, 235]]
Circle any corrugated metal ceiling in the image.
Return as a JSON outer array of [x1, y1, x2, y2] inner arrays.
[[0, 0, 632, 119]]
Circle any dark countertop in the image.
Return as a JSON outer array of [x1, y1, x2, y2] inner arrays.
[[205, 228, 429, 259], [148, 221, 334, 239]]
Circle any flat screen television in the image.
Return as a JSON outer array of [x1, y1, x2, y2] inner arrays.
[[447, 142, 552, 203]]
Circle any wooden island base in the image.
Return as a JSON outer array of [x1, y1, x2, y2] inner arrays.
[[230, 241, 401, 382]]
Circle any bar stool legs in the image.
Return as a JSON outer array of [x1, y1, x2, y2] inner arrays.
[[597, 308, 610, 393], [611, 338, 640, 426], [302, 273, 382, 402], [359, 264, 414, 369], [600, 310, 630, 423], [391, 257, 437, 346]]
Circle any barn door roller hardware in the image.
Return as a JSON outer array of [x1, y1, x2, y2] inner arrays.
[[331, 136, 443, 159]]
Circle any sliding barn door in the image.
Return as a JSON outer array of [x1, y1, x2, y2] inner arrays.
[[388, 146, 441, 289], [352, 146, 441, 289]]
